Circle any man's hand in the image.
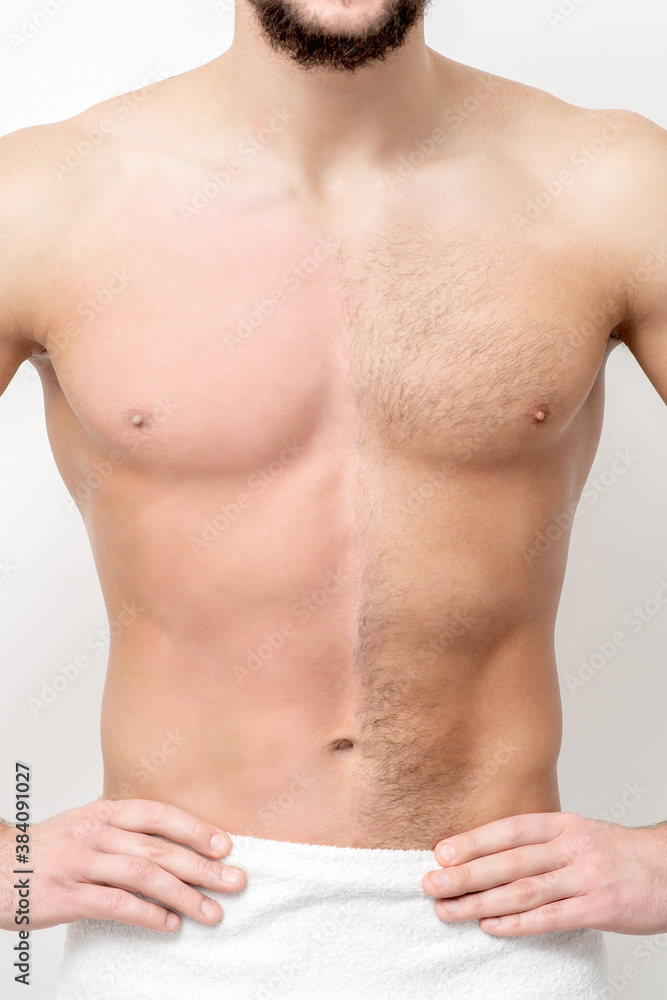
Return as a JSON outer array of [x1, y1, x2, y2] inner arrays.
[[422, 811, 667, 936], [0, 798, 246, 933]]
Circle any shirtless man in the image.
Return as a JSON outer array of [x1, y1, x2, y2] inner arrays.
[[1, 0, 667, 996]]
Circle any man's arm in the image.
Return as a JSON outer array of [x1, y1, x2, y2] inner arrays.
[[601, 112, 667, 394], [0, 301, 32, 395], [0, 130, 41, 393]]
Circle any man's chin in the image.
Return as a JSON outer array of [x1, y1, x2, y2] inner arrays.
[[291, 0, 392, 37], [245, 0, 429, 72]]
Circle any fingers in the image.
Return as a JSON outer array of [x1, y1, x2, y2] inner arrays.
[[79, 852, 226, 926], [433, 812, 570, 867], [432, 867, 579, 924], [97, 827, 246, 893], [99, 800, 233, 860], [73, 883, 183, 934], [423, 842, 567, 899], [477, 895, 594, 937]]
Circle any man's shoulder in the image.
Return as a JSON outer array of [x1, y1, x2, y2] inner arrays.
[[511, 73, 666, 192], [560, 103, 667, 209], [514, 86, 667, 329], [0, 65, 222, 243], [534, 99, 667, 275], [447, 59, 664, 166], [447, 64, 667, 308], [0, 76, 180, 340], [0, 75, 174, 200], [463, 63, 667, 235]]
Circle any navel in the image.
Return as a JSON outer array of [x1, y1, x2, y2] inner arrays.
[[329, 738, 355, 754]]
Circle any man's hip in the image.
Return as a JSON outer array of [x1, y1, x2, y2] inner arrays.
[[55, 832, 608, 999]]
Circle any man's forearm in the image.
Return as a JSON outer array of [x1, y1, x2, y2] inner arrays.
[[0, 819, 17, 930]]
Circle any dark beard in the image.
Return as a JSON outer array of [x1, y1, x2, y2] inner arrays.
[[244, 0, 432, 72]]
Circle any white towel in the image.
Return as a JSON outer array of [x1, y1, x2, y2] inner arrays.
[[55, 832, 608, 999]]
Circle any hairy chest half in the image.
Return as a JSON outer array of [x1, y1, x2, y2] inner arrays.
[[39, 193, 622, 475]]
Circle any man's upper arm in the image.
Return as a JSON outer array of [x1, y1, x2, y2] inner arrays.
[[0, 126, 56, 395], [605, 112, 667, 402]]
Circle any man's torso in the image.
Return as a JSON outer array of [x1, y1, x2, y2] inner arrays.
[[18, 55, 629, 847]]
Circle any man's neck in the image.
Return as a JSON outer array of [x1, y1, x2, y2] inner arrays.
[[208, 2, 451, 195]]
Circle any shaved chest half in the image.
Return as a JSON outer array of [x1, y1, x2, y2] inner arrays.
[[39, 183, 624, 841], [42, 192, 619, 479]]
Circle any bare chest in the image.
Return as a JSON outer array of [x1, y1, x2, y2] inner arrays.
[[42, 197, 618, 473]]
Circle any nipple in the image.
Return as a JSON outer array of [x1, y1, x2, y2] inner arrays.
[[128, 412, 149, 429], [527, 404, 550, 425]]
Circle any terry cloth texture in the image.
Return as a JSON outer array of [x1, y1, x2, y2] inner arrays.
[[55, 832, 608, 999]]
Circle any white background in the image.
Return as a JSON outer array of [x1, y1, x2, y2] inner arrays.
[[1, 0, 667, 997]]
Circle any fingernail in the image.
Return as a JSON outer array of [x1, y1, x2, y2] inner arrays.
[[220, 866, 243, 884], [439, 898, 460, 912], [201, 898, 220, 919], [166, 912, 180, 929], [439, 844, 456, 861], [430, 871, 449, 890], [210, 833, 228, 853], [486, 917, 500, 928]]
